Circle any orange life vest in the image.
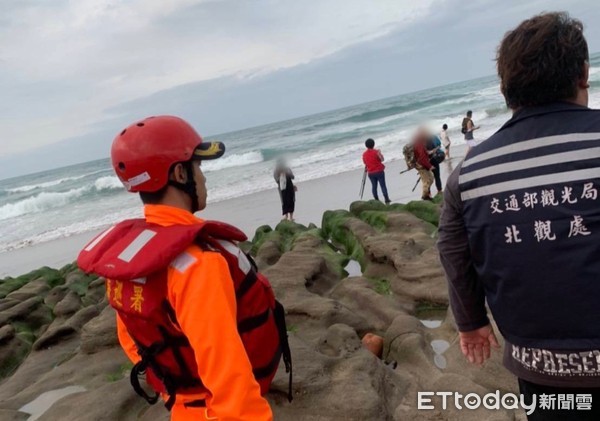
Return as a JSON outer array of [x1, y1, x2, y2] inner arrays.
[[77, 219, 292, 409]]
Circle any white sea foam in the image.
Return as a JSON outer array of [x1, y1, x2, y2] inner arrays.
[[203, 151, 264, 172], [94, 176, 124, 191], [5, 169, 109, 193], [0, 187, 90, 221]]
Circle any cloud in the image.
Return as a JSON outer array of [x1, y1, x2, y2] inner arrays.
[[0, 0, 437, 157]]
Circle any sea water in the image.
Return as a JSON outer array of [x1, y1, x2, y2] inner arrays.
[[1, 53, 600, 253]]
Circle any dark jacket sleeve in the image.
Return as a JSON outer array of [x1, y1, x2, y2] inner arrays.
[[437, 163, 489, 331]]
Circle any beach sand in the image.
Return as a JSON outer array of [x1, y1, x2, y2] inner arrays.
[[0, 146, 465, 277]]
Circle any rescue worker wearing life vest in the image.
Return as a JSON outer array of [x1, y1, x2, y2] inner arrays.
[[438, 13, 599, 420], [77, 116, 291, 421]]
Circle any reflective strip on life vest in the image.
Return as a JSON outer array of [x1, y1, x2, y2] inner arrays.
[[84, 226, 116, 252], [170, 252, 197, 273], [216, 240, 251, 275], [118, 229, 157, 262]]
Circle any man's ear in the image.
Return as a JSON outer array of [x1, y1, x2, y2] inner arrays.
[[580, 61, 590, 89], [171, 163, 187, 183]]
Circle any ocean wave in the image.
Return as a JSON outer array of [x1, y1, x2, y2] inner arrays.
[[202, 150, 264, 172], [4, 169, 110, 194], [341, 95, 463, 124], [94, 176, 124, 191], [0, 187, 89, 221], [6, 176, 85, 193], [0, 175, 125, 221]]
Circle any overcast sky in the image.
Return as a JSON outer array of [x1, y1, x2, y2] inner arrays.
[[1, 0, 599, 179]]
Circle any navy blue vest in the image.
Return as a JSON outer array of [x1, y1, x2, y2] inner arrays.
[[459, 103, 600, 349]]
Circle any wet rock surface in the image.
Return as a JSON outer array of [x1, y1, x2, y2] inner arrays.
[[0, 200, 521, 420]]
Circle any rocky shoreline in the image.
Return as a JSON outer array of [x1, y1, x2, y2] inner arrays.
[[0, 199, 523, 420]]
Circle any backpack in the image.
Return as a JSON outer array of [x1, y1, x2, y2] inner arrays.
[[432, 148, 446, 164], [461, 118, 469, 134], [403, 142, 417, 169]]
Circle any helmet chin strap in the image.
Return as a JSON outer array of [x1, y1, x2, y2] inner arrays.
[[168, 161, 200, 213]]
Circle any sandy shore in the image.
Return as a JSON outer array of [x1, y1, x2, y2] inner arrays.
[[0, 146, 465, 277]]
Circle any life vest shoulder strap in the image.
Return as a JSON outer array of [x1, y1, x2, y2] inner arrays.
[[77, 218, 247, 280]]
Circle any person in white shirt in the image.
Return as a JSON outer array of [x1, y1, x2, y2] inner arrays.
[[440, 124, 451, 159]]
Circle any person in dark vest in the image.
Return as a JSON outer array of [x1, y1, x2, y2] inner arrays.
[[273, 158, 297, 221], [77, 116, 292, 421], [438, 13, 599, 420], [362, 138, 391, 204]]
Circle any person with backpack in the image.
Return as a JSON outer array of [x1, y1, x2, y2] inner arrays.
[[426, 131, 445, 194], [77, 116, 292, 421], [462, 110, 480, 152], [362, 138, 391, 204], [404, 128, 434, 201]]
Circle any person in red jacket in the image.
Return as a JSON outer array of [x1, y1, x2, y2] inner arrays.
[[362, 138, 391, 204], [413, 129, 434, 201]]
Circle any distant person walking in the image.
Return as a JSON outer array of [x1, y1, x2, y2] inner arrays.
[[440, 124, 451, 159], [362, 138, 391, 204], [412, 130, 434, 201], [461, 110, 480, 152], [274, 159, 296, 221]]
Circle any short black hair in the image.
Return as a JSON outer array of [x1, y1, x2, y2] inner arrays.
[[466, 110, 472, 117], [442, 124, 448, 130], [497, 12, 588, 108], [365, 138, 375, 149]]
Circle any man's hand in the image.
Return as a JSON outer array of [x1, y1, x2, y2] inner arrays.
[[459, 324, 500, 366]]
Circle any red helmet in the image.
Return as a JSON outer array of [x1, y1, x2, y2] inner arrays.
[[111, 116, 225, 192]]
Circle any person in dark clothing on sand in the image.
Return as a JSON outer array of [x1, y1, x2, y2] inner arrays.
[[274, 159, 296, 221], [426, 132, 444, 194], [362, 138, 391, 204]]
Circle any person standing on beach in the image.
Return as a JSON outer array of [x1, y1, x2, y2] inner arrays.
[[438, 13, 600, 420], [440, 124, 451, 159], [362, 138, 391, 204], [462, 110, 480, 152], [412, 130, 434, 201], [78, 116, 292, 421], [274, 158, 297, 221], [426, 131, 444, 194]]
